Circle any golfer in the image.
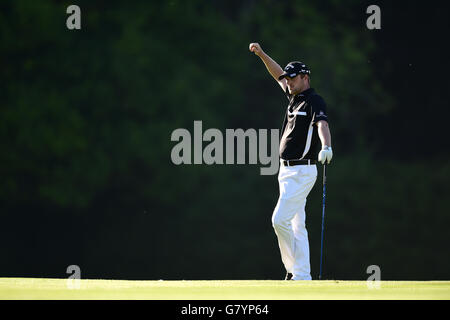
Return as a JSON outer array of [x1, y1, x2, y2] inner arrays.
[[249, 43, 333, 280]]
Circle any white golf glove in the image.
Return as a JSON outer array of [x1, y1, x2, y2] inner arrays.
[[318, 146, 333, 164]]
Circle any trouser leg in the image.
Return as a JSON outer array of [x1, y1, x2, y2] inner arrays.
[[272, 164, 317, 279], [272, 197, 299, 274], [292, 199, 312, 280]]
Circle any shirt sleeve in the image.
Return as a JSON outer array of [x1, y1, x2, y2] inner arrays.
[[310, 95, 328, 125]]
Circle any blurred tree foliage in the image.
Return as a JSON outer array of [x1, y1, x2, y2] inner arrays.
[[0, 0, 448, 280]]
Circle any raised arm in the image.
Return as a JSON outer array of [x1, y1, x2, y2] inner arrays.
[[249, 43, 287, 92]]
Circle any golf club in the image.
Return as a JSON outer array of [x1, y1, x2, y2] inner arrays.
[[319, 163, 327, 280]]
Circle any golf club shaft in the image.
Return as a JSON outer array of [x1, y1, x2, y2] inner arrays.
[[319, 163, 327, 280]]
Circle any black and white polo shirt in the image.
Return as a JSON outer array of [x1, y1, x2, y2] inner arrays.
[[279, 87, 328, 160]]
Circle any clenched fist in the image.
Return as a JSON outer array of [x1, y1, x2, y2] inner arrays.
[[249, 42, 264, 56]]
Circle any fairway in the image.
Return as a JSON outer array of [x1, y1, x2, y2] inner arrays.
[[0, 278, 449, 300]]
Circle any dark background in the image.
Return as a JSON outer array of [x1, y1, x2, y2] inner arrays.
[[1, 0, 449, 280]]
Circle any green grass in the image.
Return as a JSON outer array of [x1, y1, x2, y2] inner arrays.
[[0, 278, 449, 300]]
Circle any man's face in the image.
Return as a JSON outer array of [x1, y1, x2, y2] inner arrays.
[[285, 74, 308, 95]]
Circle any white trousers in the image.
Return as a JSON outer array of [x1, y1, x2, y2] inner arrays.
[[272, 162, 317, 280]]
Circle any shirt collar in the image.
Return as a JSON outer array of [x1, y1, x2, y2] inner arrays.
[[296, 87, 315, 98]]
